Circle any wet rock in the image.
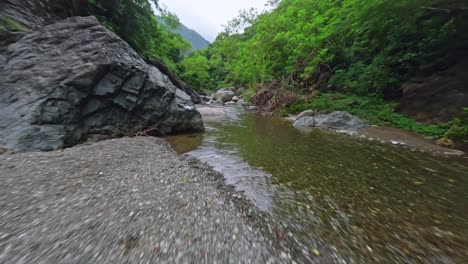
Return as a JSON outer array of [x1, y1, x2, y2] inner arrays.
[[0, 17, 203, 152], [232, 96, 240, 102], [294, 111, 369, 130], [214, 89, 235, 103], [225, 101, 237, 106]]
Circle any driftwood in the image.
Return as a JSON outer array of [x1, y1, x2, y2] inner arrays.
[[421, 6, 468, 13]]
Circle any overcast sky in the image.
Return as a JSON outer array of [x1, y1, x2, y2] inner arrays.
[[159, 0, 269, 42]]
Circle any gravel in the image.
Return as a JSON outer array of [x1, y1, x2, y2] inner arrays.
[[0, 137, 277, 263]]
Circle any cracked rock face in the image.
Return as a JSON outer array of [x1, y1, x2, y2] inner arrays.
[[0, 16, 203, 152]]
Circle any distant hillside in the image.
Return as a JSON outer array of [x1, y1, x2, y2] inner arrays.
[[158, 18, 210, 51], [174, 23, 210, 51]]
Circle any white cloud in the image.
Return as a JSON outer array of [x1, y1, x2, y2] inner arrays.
[[159, 0, 269, 42]]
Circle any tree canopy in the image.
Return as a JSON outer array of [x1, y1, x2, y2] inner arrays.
[[74, 0, 190, 71], [181, 0, 468, 96]]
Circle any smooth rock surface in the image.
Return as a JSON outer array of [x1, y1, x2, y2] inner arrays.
[[0, 16, 203, 152], [294, 111, 369, 130], [197, 106, 226, 122]]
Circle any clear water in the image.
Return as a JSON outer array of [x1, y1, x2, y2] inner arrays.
[[166, 107, 468, 262]]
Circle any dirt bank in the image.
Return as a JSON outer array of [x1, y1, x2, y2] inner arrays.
[[285, 115, 464, 157], [357, 126, 464, 156]]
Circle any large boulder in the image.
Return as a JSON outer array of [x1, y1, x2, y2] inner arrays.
[[294, 111, 369, 130], [214, 88, 235, 103], [0, 16, 203, 152], [146, 58, 202, 104]]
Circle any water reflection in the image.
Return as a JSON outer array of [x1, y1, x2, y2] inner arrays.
[[166, 107, 468, 262]]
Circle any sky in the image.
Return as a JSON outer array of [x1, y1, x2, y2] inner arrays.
[[159, 0, 269, 42]]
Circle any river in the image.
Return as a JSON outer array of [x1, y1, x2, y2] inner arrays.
[[166, 106, 468, 263]]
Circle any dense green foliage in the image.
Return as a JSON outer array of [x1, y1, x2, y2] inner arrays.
[[74, 0, 190, 71], [444, 108, 468, 143], [183, 0, 467, 92], [180, 53, 211, 91], [180, 0, 468, 141]]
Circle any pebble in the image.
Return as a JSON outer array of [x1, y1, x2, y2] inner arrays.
[[0, 137, 273, 263]]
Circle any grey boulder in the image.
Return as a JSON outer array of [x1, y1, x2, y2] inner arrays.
[[214, 89, 235, 103], [0, 16, 203, 152], [294, 111, 368, 130]]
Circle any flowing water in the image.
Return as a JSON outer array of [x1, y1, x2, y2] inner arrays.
[[166, 106, 468, 263]]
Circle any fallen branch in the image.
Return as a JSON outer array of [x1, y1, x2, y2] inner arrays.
[[132, 128, 165, 137], [422, 6, 468, 12]]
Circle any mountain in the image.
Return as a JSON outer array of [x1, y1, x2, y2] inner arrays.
[[174, 23, 211, 51], [158, 18, 210, 51]]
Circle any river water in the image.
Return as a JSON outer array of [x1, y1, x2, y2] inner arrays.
[[166, 106, 468, 263]]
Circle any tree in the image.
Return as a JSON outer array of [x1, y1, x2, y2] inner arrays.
[[180, 53, 211, 91], [74, 0, 190, 70]]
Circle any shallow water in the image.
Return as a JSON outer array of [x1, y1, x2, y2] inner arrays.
[[166, 106, 468, 262]]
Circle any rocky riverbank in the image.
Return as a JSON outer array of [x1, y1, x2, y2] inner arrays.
[[286, 110, 465, 157], [0, 137, 277, 263]]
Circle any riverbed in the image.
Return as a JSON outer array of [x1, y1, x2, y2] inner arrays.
[[166, 105, 468, 263]]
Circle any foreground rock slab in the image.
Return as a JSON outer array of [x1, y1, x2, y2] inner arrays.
[[0, 16, 203, 152], [0, 137, 273, 263]]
